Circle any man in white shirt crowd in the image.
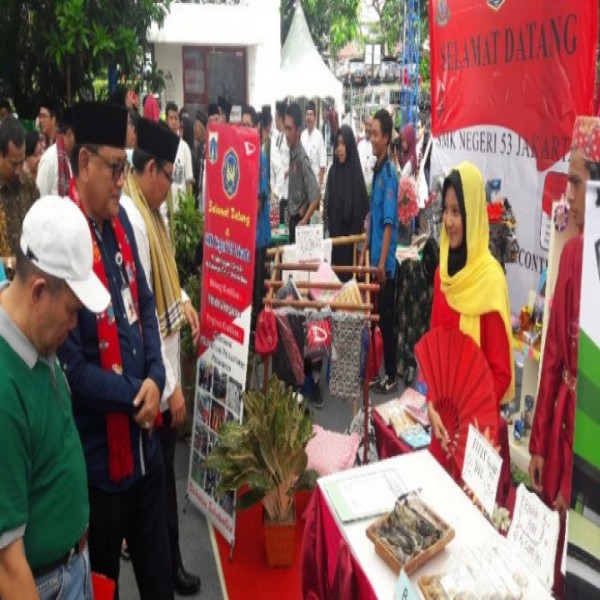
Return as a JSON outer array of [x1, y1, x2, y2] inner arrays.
[[270, 100, 290, 223], [165, 102, 193, 213], [36, 108, 75, 197], [357, 114, 375, 188], [300, 100, 327, 189]]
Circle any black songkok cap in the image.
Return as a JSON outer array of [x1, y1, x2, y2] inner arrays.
[[306, 100, 316, 114], [217, 95, 232, 118], [208, 103, 219, 117], [136, 117, 179, 164], [275, 100, 287, 118], [73, 102, 127, 148], [195, 110, 208, 127]]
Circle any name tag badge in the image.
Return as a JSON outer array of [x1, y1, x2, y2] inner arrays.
[[122, 285, 138, 325]]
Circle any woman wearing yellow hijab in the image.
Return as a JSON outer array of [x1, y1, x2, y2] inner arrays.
[[428, 162, 515, 472]]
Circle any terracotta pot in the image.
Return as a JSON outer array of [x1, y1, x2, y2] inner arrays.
[[263, 505, 296, 567]]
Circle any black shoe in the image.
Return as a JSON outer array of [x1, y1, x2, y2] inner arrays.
[[373, 375, 398, 394], [369, 374, 383, 389], [311, 384, 324, 409], [173, 566, 201, 596]]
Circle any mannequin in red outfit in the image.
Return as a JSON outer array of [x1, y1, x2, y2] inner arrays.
[[529, 115, 600, 599]]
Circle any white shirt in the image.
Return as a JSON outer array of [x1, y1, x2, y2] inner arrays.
[[357, 138, 375, 188], [36, 143, 72, 196], [170, 139, 194, 209], [120, 194, 189, 411], [301, 127, 326, 184], [270, 128, 290, 200]]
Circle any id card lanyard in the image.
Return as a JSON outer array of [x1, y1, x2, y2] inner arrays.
[[91, 220, 139, 326]]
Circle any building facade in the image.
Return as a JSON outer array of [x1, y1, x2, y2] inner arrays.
[[148, 0, 280, 116]]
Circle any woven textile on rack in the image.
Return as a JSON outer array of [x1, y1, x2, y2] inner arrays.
[[330, 312, 364, 402]]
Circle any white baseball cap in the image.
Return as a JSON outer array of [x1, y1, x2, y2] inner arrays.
[[20, 196, 110, 313]]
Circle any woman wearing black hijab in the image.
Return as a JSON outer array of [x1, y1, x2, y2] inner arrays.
[[324, 125, 370, 280]]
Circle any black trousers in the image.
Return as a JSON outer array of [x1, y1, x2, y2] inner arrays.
[[88, 448, 173, 600], [288, 214, 302, 244], [159, 409, 183, 573], [379, 275, 398, 379]]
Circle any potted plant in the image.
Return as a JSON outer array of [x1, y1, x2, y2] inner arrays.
[[204, 375, 318, 567]]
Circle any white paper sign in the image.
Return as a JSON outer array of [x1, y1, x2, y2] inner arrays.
[[229, 105, 242, 124], [295, 224, 324, 262], [507, 483, 560, 589], [395, 570, 419, 600], [461, 424, 503, 516]]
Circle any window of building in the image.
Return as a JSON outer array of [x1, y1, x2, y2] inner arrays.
[[182, 46, 246, 118]]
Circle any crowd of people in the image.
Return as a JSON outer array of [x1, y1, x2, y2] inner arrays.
[[0, 86, 597, 600]]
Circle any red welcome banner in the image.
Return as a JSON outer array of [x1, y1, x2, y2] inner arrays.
[[188, 124, 259, 545], [429, 0, 598, 309], [430, 0, 597, 172]]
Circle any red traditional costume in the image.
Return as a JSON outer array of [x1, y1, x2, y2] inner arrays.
[[528, 114, 600, 598], [529, 235, 582, 510]]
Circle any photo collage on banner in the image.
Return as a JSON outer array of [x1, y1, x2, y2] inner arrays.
[[566, 181, 600, 596], [429, 0, 598, 310], [187, 123, 259, 545]]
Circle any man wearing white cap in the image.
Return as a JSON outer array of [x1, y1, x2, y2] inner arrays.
[[0, 196, 109, 599]]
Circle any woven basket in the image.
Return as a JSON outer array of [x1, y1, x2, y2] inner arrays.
[[365, 495, 455, 576]]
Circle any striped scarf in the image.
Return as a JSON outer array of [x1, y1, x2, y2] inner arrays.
[[124, 171, 185, 337]]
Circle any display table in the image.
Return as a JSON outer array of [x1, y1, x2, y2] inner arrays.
[[302, 451, 551, 600], [373, 407, 513, 506]]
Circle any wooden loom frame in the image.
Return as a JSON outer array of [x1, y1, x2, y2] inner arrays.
[[262, 233, 380, 465]]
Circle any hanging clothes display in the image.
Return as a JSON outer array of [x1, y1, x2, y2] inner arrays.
[[330, 312, 364, 402]]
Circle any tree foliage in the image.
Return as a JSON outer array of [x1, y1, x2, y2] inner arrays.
[[368, 0, 429, 56], [0, 0, 170, 117], [280, 0, 360, 61]]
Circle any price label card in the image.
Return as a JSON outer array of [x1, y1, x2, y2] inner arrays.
[[507, 483, 559, 589], [295, 224, 324, 262], [229, 105, 242, 124], [461, 424, 503, 516], [395, 569, 420, 600]]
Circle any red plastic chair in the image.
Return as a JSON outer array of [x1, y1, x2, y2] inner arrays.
[[92, 572, 115, 600]]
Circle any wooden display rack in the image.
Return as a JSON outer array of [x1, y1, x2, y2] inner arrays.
[[263, 233, 380, 465]]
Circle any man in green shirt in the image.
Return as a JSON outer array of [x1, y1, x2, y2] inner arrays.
[[0, 195, 109, 599]]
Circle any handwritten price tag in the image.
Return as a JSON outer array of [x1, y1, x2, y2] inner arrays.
[[461, 424, 502, 516], [395, 570, 420, 600], [295, 224, 323, 262], [507, 483, 559, 589]]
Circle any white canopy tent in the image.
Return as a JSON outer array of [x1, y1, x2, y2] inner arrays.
[[278, 2, 344, 114]]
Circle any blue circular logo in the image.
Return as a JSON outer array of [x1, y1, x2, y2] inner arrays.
[[222, 149, 240, 199]]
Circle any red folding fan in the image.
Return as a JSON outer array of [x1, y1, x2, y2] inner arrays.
[[415, 328, 498, 474]]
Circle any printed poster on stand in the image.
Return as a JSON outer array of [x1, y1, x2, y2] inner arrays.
[[187, 124, 259, 544], [566, 181, 600, 593], [429, 0, 598, 310]]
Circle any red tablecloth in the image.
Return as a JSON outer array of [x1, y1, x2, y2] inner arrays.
[[301, 487, 377, 600], [373, 409, 513, 506]]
